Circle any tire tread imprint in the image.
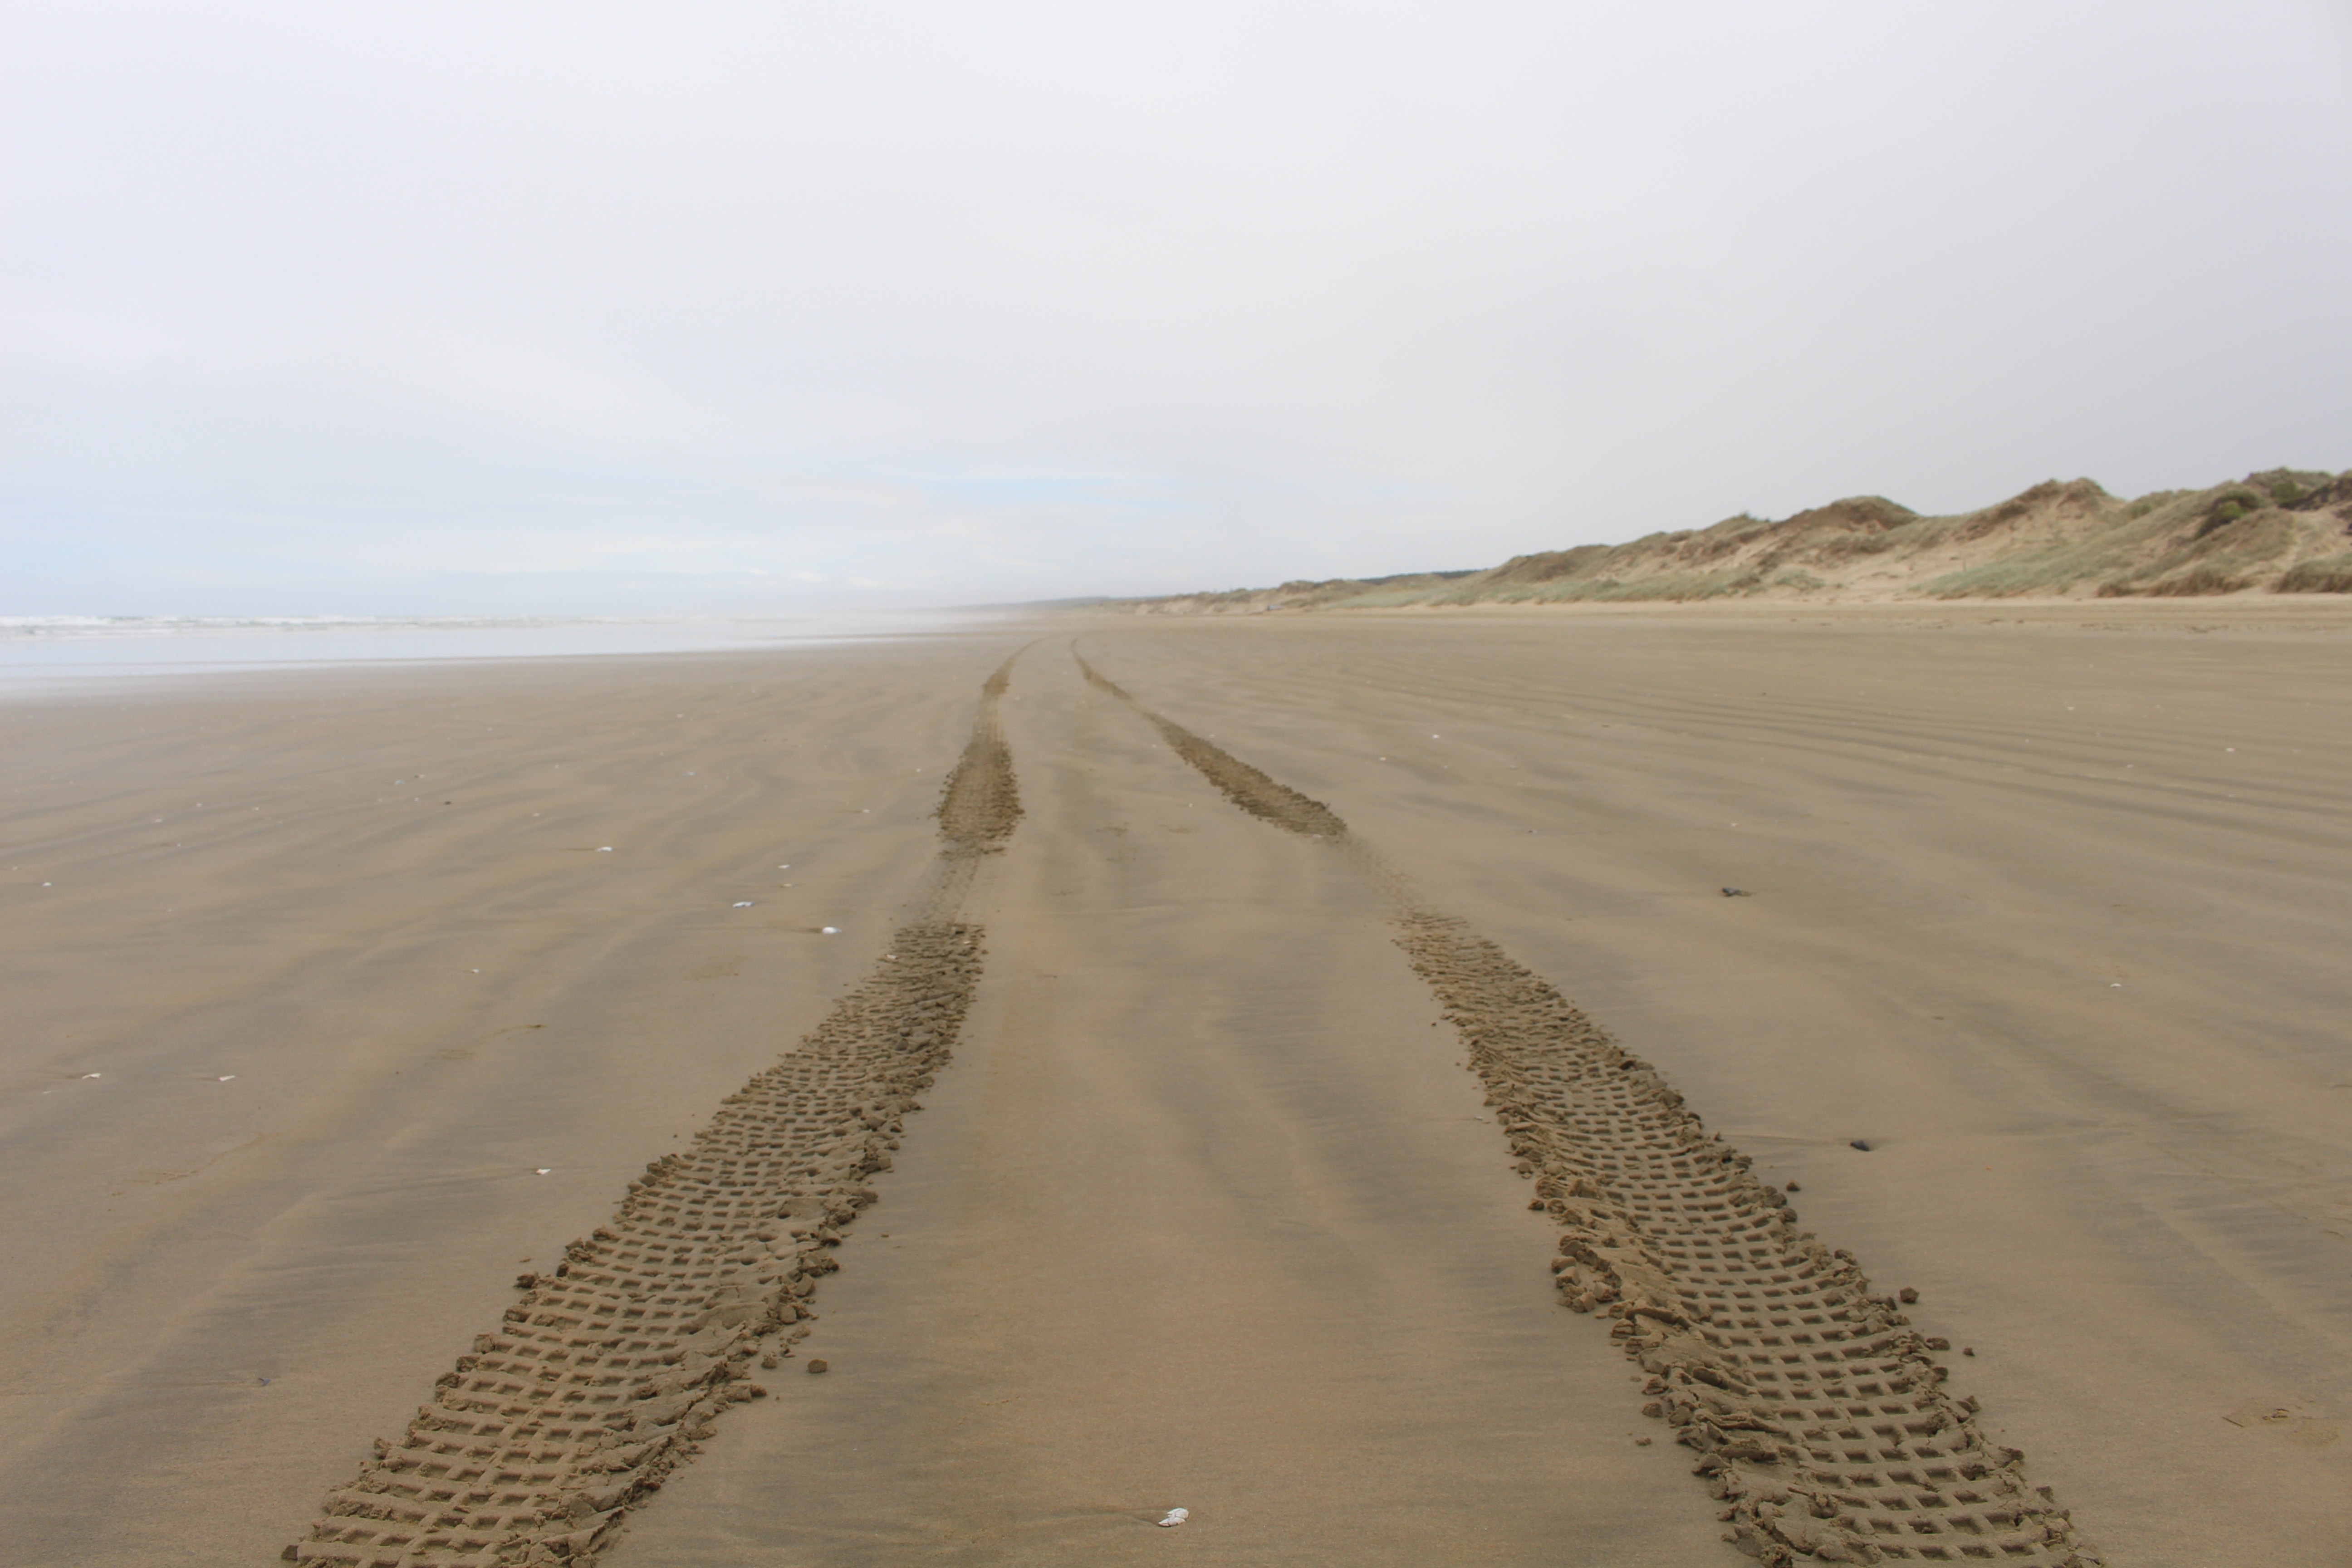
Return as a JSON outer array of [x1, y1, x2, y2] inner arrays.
[[1075, 642, 2101, 1568], [283, 655, 1023, 1567]]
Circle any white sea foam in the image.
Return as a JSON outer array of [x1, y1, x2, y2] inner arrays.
[[0, 612, 969, 690]]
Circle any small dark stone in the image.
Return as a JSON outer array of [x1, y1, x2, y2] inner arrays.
[[1784, 1181, 1801, 1193], [1963, 1347, 1975, 1357], [1849, 1139, 1872, 1152], [806, 1358, 829, 1375], [1721, 887, 1750, 897], [1898, 1287, 1919, 1304]]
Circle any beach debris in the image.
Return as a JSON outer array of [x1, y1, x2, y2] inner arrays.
[[1157, 1508, 1189, 1528], [536, 1168, 552, 1176], [81, 1072, 102, 1079], [805, 1358, 828, 1375], [734, 901, 755, 908], [2223, 1404, 2298, 1429], [1849, 1138, 1872, 1151], [1720, 887, 1749, 897], [219, 1074, 236, 1082], [821, 926, 840, 935], [598, 846, 614, 852]]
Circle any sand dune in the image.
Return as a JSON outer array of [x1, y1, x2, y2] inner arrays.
[[1117, 468, 2352, 610], [1, 603, 2346, 1566]]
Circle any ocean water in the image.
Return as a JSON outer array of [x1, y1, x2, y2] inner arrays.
[[0, 614, 965, 691]]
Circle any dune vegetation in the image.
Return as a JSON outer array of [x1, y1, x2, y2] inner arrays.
[[1119, 468, 2352, 612]]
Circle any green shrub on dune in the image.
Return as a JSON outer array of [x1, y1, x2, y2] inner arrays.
[[2274, 553, 2352, 594]]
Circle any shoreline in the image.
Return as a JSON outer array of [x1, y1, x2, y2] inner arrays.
[[0, 612, 1008, 697]]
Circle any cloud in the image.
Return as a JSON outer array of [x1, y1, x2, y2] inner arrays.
[[3, 0, 2349, 613]]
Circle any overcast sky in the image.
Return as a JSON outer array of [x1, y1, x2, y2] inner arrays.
[[5, 2, 2349, 616]]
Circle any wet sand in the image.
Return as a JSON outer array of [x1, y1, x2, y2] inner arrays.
[[1, 604, 2346, 1565], [0, 637, 1011, 1564]]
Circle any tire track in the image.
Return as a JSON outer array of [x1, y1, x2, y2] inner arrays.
[[1075, 657, 1346, 838], [284, 654, 1024, 1567], [936, 652, 1024, 856], [1073, 644, 2099, 1568]]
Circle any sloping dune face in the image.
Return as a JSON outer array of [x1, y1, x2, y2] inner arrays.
[[1119, 468, 2352, 610]]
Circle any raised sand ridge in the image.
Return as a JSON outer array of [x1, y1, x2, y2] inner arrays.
[[283, 657, 1023, 1567], [1113, 467, 2352, 610], [1074, 642, 2097, 1568]]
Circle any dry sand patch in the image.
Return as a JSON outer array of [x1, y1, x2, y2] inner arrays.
[[1, 607, 2345, 1566], [1073, 644, 2089, 1565], [1047, 606, 2351, 1565]]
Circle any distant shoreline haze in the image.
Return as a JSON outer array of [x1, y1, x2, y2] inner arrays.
[[0, 613, 970, 686]]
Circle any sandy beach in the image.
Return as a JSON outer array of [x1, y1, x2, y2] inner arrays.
[[2, 604, 2347, 1567]]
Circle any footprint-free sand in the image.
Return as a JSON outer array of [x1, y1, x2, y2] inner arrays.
[[0, 603, 2345, 1566]]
